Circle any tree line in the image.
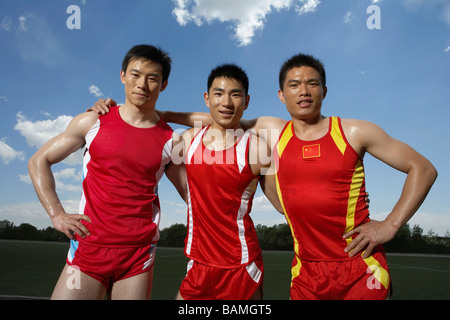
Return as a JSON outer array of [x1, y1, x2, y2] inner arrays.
[[1, 219, 449, 254]]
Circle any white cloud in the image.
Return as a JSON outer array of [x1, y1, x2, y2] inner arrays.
[[20, 167, 82, 194], [172, 0, 320, 46], [0, 96, 8, 102], [54, 168, 83, 193], [252, 194, 277, 211], [14, 12, 69, 67], [0, 139, 25, 164], [89, 85, 103, 98], [295, 0, 320, 15], [445, 46, 450, 53], [1, 16, 13, 32], [14, 112, 72, 149], [344, 11, 352, 23], [14, 112, 83, 166]]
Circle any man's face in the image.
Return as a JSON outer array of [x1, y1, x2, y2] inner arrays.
[[121, 58, 168, 109], [278, 66, 327, 120], [204, 76, 249, 130]]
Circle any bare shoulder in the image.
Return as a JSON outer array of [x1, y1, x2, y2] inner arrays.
[[340, 118, 396, 157], [71, 111, 100, 129], [66, 112, 100, 138], [340, 118, 386, 139]]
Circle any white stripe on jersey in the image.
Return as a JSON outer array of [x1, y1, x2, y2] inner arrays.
[[246, 260, 262, 284], [79, 119, 101, 216], [185, 178, 194, 255], [185, 127, 257, 265], [187, 127, 208, 165], [236, 131, 250, 173], [237, 179, 258, 264]]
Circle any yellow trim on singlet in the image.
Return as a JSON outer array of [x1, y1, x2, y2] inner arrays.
[[363, 253, 391, 290], [276, 122, 294, 158], [275, 172, 301, 283], [345, 160, 365, 246], [275, 122, 301, 284], [332, 117, 390, 289], [330, 117, 347, 155]]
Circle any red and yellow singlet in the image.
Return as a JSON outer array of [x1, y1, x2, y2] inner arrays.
[[274, 117, 390, 299]]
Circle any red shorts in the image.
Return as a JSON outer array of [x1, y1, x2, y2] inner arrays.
[[67, 240, 156, 288], [291, 246, 392, 300], [179, 254, 264, 300]]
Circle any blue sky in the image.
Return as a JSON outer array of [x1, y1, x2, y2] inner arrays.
[[0, 0, 449, 236]]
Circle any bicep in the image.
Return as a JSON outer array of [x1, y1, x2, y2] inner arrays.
[[32, 112, 97, 165], [39, 133, 86, 165]]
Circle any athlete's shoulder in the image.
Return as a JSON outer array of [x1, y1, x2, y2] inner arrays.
[[67, 111, 100, 137], [340, 118, 381, 136]]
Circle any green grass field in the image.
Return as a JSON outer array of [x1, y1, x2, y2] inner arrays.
[[0, 240, 449, 300]]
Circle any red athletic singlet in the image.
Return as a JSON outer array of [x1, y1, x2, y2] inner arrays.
[[78, 106, 173, 247], [185, 127, 261, 268], [274, 117, 371, 261]]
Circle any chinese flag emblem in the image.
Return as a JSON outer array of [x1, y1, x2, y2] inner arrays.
[[303, 144, 321, 159]]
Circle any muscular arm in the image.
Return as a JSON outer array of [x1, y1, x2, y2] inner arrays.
[[248, 134, 283, 214], [343, 120, 438, 258], [165, 132, 188, 203], [28, 112, 99, 240]]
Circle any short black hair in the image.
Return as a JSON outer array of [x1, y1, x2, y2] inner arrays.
[[207, 64, 249, 96], [279, 54, 326, 90], [122, 44, 172, 83]]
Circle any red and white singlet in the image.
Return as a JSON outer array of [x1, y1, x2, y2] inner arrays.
[[78, 106, 173, 247], [184, 127, 261, 268]]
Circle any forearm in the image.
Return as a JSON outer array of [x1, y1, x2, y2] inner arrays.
[[28, 155, 66, 220], [157, 110, 212, 127]]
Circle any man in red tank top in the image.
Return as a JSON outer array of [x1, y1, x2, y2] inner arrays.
[[243, 54, 437, 299], [28, 45, 186, 300], [175, 64, 281, 300]]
